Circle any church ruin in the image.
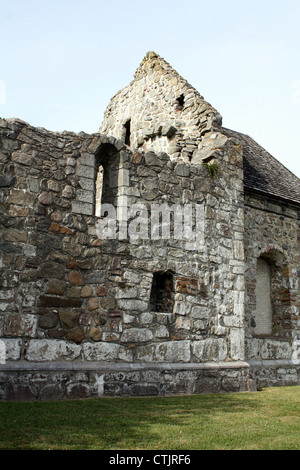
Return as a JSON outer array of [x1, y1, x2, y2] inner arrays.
[[0, 52, 299, 400]]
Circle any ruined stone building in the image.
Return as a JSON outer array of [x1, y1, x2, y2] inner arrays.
[[0, 52, 299, 400]]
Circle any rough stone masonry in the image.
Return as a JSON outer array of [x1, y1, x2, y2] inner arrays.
[[0, 52, 299, 400]]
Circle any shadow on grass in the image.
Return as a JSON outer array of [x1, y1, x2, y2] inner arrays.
[[0, 391, 267, 450]]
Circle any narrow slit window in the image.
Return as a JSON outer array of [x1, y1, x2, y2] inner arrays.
[[94, 142, 119, 219], [150, 271, 174, 313], [95, 164, 104, 217], [176, 94, 185, 110], [255, 257, 273, 335], [124, 120, 131, 146]]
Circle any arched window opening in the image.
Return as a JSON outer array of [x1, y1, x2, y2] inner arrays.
[[254, 249, 292, 339], [95, 164, 104, 218], [150, 271, 175, 313], [94, 142, 119, 218], [255, 257, 273, 336]]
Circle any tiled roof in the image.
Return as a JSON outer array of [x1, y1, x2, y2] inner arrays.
[[222, 127, 300, 205]]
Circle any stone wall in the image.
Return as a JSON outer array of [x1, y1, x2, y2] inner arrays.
[[244, 191, 300, 387], [0, 116, 245, 361], [0, 115, 253, 399]]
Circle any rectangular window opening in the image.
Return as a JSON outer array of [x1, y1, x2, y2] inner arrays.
[[150, 271, 174, 313]]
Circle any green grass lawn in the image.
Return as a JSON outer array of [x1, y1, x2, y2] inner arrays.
[[0, 386, 299, 450]]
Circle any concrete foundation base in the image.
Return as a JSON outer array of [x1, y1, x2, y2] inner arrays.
[[0, 361, 252, 401], [248, 359, 300, 390]]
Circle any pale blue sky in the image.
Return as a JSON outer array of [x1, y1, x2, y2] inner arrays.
[[1, 0, 300, 177]]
